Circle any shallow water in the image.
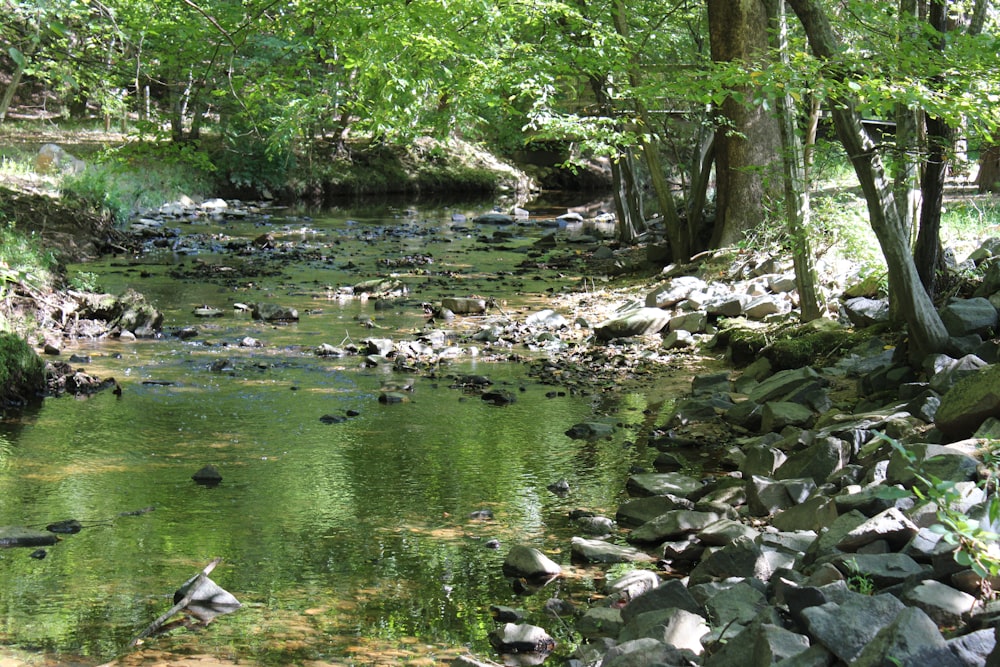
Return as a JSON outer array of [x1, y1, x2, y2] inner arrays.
[[0, 195, 665, 665]]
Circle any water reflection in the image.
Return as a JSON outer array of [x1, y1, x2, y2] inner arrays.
[[0, 197, 656, 665]]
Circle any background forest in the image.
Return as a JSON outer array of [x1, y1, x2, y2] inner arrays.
[[2, 0, 1000, 355]]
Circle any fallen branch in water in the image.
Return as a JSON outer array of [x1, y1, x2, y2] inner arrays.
[[128, 557, 222, 648]]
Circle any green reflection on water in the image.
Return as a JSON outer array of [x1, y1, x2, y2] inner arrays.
[[1, 199, 660, 665]]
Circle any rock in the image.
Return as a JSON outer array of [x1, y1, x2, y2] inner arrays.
[[502, 545, 561, 581], [645, 276, 709, 308], [595, 307, 673, 341], [851, 606, 946, 667], [844, 297, 891, 327], [606, 569, 661, 601], [774, 437, 849, 484], [936, 364, 1000, 439], [625, 472, 702, 498], [441, 297, 487, 315], [601, 638, 700, 667], [940, 297, 999, 337], [570, 537, 655, 564], [618, 607, 709, 654], [481, 389, 516, 405], [824, 552, 929, 588], [488, 623, 555, 656], [900, 579, 977, 626], [192, 465, 223, 486], [565, 421, 615, 439], [620, 578, 704, 622], [836, 507, 919, 552], [746, 367, 825, 404], [801, 593, 907, 663], [474, 213, 515, 225], [251, 302, 299, 321], [34, 143, 85, 174], [628, 510, 722, 544], [704, 621, 811, 667], [760, 401, 815, 432], [701, 581, 769, 630], [578, 607, 624, 639], [616, 495, 694, 527], [0, 526, 61, 548]]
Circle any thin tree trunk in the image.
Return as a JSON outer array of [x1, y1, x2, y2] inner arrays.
[[786, 0, 949, 359], [611, 0, 690, 259], [913, 0, 951, 296], [766, 0, 821, 321], [0, 63, 25, 124]]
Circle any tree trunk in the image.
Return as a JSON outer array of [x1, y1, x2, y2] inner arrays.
[[786, 0, 949, 360], [766, 0, 821, 321], [611, 0, 690, 259], [893, 0, 922, 238], [0, 62, 26, 124], [706, 0, 782, 248], [979, 144, 1000, 192], [913, 0, 951, 297]]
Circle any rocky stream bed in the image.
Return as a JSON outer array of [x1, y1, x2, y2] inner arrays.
[[4, 193, 1000, 667]]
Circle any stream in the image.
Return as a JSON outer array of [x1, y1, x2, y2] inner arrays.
[[0, 194, 674, 666]]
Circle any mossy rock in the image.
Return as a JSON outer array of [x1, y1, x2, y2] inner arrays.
[[0, 332, 45, 406], [716, 318, 880, 370]]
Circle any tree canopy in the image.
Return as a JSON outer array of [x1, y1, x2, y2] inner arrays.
[[2, 0, 999, 352]]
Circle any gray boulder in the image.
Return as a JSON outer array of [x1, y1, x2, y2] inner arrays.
[[502, 545, 561, 580], [801, 593, 906, 663], [596, 307, 673, 340], [940, 297, 999, 337], [570, 537, 654, 564], [937, 363, 1000, 439]]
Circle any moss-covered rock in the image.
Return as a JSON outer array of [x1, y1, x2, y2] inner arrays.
[[0, 332, 45, 406], [715, 318, 880, 370]]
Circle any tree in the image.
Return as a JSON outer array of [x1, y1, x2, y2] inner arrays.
[[765, 0, 821, 321], [706, 0, 782, 248], [785, 0, 949, 359]]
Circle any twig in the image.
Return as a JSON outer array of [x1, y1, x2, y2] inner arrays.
[[128, 557, 222, 648]]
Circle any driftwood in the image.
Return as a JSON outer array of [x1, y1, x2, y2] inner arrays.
[[128, 557, 239, 647]]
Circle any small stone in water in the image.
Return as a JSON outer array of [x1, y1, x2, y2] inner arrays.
[[29, 549, 46, 559], [192, 465, 222, 486]]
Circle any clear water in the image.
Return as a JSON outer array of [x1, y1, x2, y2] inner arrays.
[[0, 196, 664, 665]]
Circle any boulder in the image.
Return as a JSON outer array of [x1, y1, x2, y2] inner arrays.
[[801, 593, 907, 663], [251, 302, 299, 321], [936, 364, 1000, 439], [940, 297, 999, 338], [595, 307, 673, 341], [502, 545, 561, 581], [488, 623, 555, 655], [570, 537, 655, 564]]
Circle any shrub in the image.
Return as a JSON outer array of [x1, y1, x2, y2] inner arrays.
[[0, 332, 45, 406]]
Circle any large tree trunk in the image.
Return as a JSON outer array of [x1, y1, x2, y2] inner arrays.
[[706, 0, 782, 248], [786, 0, 949, 360]]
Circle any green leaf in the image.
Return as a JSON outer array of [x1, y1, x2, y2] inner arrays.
[[8, 47, 25, 69]]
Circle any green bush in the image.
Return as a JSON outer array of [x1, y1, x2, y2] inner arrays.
[[0, 332, 45, 405]]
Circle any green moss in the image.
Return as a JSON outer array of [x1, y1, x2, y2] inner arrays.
[[0, 332, 45, 405], [716, 318, 882, 370]]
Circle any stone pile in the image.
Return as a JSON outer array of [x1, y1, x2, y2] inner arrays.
[[457, 336, 1000, 666], [452, 240, 1000, 666]]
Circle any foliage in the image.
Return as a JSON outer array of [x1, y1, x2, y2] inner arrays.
[[61, 142, 215, 224], [881, 434, 1000, 581], [0, 332, 45, 405], [844, 558, 875, 595], [0, 221, 55, 294]]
